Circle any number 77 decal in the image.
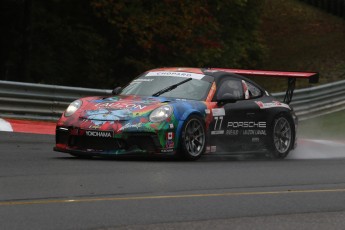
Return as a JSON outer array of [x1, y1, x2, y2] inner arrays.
[[211, 116, 224, 135]]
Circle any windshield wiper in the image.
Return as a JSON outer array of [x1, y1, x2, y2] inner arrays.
[[152, 78, 192, 97]]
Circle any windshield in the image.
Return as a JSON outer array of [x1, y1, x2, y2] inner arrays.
[[120, 72, 212, 100]]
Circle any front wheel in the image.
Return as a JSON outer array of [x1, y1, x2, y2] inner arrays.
[[179, 115, 206, 161], [267, 115, 295, 159]]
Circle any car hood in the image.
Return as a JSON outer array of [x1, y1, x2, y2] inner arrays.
[[79, 95, 171, 121]]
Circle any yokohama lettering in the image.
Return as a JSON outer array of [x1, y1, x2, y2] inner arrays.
[[85, 130, 113, 138]]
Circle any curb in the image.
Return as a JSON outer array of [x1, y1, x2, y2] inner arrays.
[[0, 118, 55, 135]]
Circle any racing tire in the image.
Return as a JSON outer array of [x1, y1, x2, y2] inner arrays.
[[179, 115, 206, 161], [267, 114, 295, 159]]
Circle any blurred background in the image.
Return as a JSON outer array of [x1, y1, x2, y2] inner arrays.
[[1, 0, 345, 91]]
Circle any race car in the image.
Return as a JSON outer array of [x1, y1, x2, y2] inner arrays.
[[54, 67, 319, 160]]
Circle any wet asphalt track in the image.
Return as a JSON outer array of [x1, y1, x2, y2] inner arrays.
[[1, 131, 345, 230]]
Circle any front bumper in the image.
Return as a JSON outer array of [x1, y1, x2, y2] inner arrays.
[[54, 126, 176, 156]]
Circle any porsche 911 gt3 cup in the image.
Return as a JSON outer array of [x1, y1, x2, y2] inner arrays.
[[54, 67, 318, 160]]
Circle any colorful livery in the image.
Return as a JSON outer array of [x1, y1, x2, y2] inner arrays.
[[54, 67, 319, 160]]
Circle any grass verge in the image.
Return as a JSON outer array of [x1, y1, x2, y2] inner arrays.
[[298, 110, 345, 140], [258, 0, 345, 92]]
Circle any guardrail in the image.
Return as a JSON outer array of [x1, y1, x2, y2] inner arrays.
[[273, 79, 345, 120], [1, 79, 345, 121], [0, 80, 111, 121]]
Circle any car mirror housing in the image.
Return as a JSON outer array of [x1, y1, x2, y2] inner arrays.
[[112, 87, 122, 95]]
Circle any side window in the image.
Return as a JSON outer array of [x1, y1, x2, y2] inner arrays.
[[246, 82, 262, 98], [216, 79, 244, 100]]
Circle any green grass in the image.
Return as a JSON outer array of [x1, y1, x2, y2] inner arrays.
[[298, 110, 345, 140], [257, 0, 345, 92], [257, 1, 345, 140]]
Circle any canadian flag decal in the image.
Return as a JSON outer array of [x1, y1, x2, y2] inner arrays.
[[167, 132, 174, 140]]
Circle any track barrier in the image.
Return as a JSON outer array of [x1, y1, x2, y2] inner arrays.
[[1, 79, 345, 121]]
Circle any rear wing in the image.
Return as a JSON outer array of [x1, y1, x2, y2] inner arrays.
[[210, 68, 319, 104]]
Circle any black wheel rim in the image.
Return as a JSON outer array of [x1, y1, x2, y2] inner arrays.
[[273, 117, 292, 154], [184, 119, 205, 157]]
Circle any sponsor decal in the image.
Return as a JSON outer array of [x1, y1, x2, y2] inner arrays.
[[85, 130, 113, 138], [243, 130, 266, 135], [119, 122, 143, 131], [225, 129, 266, 136], [161, 148, 174, 153], [85, 109, 131, 125], [167, 132, 174, 140], [210, 146, 217, 152], [169, 124, 174, 129], [206, 146, 211, 153], [133, 78, 154, 82], [146, 71, 205, 80], [225, 129, 239, 135], [255, 101, 290, 110], [165, 132, 175, 148], [211, 130, 225, 135], [227, 121, 266, 128], [95, 103, 147, 110], [166, 140, 174, 148], [212, 108, 225, 116]]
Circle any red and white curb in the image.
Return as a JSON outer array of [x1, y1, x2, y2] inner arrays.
[[0, 118, 56, 135], [0, 118, 13, 131]]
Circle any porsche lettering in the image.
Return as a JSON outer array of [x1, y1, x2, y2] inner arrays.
[[227, 122, 266, 128]]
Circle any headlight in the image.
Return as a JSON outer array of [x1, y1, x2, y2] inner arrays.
[[149, 105, 173, 122], [64, 100, 82, 117]]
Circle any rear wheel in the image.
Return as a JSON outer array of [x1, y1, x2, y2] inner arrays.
[[268, 115, 294, 159], [179, 115, 206, 161]]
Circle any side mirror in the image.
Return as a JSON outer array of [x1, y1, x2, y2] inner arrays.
[[217, 93, 238, 104], [112, 86, 122, 95]]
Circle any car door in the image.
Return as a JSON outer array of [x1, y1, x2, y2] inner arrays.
[[209, 76, 267, 153]]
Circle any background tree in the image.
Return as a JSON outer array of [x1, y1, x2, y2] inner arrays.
[[1, 0, 265, 88], [91, 0, 265, 82]]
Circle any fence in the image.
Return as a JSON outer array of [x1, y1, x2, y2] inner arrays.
[[1, 79, 345, 121]]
